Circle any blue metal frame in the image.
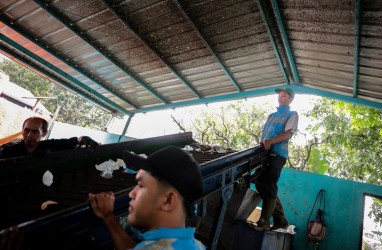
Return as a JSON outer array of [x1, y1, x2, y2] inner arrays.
[[172, 0, 242, 92], [284, 84, 382, 110], [0, 34, 132, 115], [118, 113, 134, 142], [99, 0, 202, 99], [256, 0, 289, 84], [353, 0, 362, 98], [0, 14, 138, 110], [33, 0, 168, 105], [134, 86, 278, 113], [270, 0, 300, 85], [0, 44, 114, 114], [133, 84, 382, 113]]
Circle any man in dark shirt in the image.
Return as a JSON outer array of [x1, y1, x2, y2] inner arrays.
[[0, 116, 98, 159]]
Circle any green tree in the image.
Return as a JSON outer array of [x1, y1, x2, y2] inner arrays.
[[369, 197, 382, 227], [173, 99, 312, 170], [307, 98, 382, 184], [0, 59, 110, 130], [307, 98, 382, 226], [173, 101, 272, 150], [173, 96, 382, 225]]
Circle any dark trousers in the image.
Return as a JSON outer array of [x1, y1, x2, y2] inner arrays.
[[254, 153, 286, 199]]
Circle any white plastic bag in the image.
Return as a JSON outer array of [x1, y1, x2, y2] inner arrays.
[[95, 159, 125, 178], [42, 170, 53, 186]]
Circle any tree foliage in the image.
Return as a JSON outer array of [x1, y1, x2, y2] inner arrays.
[[173, 101, 272, 150], [369, 197, 382, 227], [308, 98, 382, 226], [307, 98, 382, 185], [0, 60, 110, 130], [176, 96, 381, 184], [172, 96, 382, 225]]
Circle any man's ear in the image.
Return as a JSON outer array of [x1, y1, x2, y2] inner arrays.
[[161, 189, 180, 212], [41, 131, 48, 138]]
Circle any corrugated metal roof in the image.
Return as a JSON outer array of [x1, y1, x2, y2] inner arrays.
[[0, 0, 381, 115]]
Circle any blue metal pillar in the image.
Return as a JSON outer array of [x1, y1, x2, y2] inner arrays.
[[118, 113, 135, 142], [270, 0, 300, 85], [256, 0, 289, 84], [353, 0, 362, 98]]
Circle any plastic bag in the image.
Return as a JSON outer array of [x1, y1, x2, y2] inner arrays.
[[95, 159, 125, 178], [42, 170, 53, 186]]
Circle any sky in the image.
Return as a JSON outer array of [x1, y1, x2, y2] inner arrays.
[[107, 93, 320, 139]]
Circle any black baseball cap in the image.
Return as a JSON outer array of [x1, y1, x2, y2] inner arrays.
[[123, 146, 203, 204], [275, 88, 295, 98]]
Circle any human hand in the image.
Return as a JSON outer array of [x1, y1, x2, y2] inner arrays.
[[261, 140, 272, 151], [0, 226, 24, 250], [78, 136, 99, 148], [88, 192, 115, 220]]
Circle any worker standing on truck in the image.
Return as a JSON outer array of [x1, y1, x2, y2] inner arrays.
[[254, 88, 298, 231], [89, 146, 205, 250], [0, 116, 99, 159]]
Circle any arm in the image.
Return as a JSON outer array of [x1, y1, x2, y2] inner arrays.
[[40, 136, 98, 152], [261, 130, 293, 151], [0, 143, 24, 159], [77, 136, 99, 148], [261, 111, 298, 151], [88, 192, 136, 250]]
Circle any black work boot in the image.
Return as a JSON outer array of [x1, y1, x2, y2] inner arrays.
[[270, 196, 289, 230], [255, 198, 276, 231]]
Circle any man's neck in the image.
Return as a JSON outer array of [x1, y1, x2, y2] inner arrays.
[[147, 212, 186, 231], [24, 141, 38, 153]]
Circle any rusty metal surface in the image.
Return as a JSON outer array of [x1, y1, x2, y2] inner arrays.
[[280, 0, 382, 101], [0, 0, 381, 113]]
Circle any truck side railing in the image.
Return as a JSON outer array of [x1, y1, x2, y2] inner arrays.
[[0, 143, 265, 249]]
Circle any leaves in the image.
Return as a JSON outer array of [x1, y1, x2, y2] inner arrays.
[[172, 101, 271, 150], [308, 147, 329, 174], [172, 96, 382, 225], [0, 59, 110, 130], [308, 98, 382, 226]]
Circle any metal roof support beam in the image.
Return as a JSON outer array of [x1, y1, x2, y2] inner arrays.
[[256, 0, 289, 84], [0, 14, 138, 109], [0, 45, 116, 114], [172, 0, 242, 92], [99, 0, 202, 99], [117, 113, 134, 142], [288, 85, 382, 110], [353, 0, 362, 98], [134, 84, 382, 113], [0, 35, 132, 115], [270, 0, 300, 85], [134, 86, 279, 113], [33, 0, 168, 105]]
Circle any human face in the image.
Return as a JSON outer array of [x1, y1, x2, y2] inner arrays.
[[127, 170, 164, 230], [22, 119, 46, 147], [278, 91, 293, 106]]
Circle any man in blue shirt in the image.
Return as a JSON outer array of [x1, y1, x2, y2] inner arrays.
[[254, 88, 298, 231], [89, 146, 205, 250]]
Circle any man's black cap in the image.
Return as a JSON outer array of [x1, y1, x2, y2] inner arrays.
[[123, 146, 203, 204], [275, 88, 295, 99]]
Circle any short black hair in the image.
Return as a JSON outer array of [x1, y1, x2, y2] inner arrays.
[[22, 117, 49, 133], [151, 173, 192, 216]]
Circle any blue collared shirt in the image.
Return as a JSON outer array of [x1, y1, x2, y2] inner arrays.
[[261, 106, 298, 158], [133, 227, 205, 250]]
